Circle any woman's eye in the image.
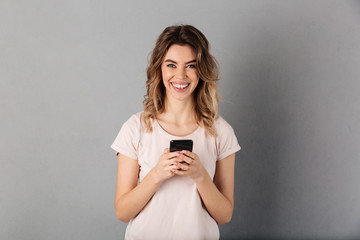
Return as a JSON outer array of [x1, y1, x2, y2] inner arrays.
[[167, 64, 176, 68], [186, 64, 196, 69]]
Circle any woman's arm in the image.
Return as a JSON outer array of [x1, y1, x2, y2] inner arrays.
[[173, 152, 235, 225], [114, 153, 157, 222], [114, 149, 179, 222]]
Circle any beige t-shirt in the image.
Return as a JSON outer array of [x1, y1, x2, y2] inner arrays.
[[111, 112, 241, 240]]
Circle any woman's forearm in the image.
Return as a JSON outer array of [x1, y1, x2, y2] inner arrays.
[[115, 149, 180, 222], [115, 170, 161, 222], [195, 173, 234, 225]]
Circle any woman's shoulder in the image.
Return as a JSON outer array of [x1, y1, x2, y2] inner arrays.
[[128, 111, 143, 122], [214, 115, 236, 136], [122, 111, 144, 129], [214, 115, 232, 129], [213, 115, 241, 159]]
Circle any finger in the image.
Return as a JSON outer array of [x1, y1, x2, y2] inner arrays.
[[163, 148, 170, 154], [166, 151, 181, 160], [169, 167, 176, 175], [177, 163, 190, 171], [172, 168, 186, 176], [178, 153, 193, 165], [170, 160, 179, 166], [180, 150, 195, 160], [170, 165, 179, 174]]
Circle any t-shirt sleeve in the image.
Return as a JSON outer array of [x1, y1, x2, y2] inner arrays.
[[110, 113, 141, 160], [216, 117, 241, 161]]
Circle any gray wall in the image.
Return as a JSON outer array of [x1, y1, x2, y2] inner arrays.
[[1, 1, 359, 239]]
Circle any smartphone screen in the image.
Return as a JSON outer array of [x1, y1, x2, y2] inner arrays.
[[169, 140, 193, 152]]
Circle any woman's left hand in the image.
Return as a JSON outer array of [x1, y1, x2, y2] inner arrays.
[[172, 150, 207, 182]]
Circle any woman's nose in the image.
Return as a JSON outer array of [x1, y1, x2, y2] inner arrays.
[[176, 68, 186, 79]]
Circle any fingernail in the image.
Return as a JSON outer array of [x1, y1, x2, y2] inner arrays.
[[176, 153, 180, 156], [181, 150, 187, 153]]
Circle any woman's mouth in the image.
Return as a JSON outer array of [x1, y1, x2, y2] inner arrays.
[[171, 82, 190, 92]]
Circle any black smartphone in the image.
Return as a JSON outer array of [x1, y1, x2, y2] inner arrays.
[[170, 139, 193, 152], [170, 140, 193, 164]]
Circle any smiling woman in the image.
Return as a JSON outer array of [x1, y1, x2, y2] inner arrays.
[[111, 25, 241, 240], [143, 25, 220, 137], [161, 45, 199, 101]]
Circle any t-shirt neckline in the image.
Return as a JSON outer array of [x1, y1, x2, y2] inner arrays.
[[154, 118, 200, 139]]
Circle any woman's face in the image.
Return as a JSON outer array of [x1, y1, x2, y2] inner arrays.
[[161, 44, 199, 103]]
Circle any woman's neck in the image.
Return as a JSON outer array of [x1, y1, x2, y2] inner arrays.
[[160, 97, 196, 125]]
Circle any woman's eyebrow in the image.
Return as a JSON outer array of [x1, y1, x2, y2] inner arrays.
[[164, 59, 196, 64], [185, 59, 196, 64], [164, 59, 177, 64]]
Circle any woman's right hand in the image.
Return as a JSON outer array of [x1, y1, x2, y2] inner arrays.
[[151, 148, 180, 183]]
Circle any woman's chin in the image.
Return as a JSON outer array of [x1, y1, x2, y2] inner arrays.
[[167, 92, 193, 102]]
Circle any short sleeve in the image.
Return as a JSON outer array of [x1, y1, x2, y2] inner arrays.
[[110, 113, 142, 160], [215, 117, 241, 160]]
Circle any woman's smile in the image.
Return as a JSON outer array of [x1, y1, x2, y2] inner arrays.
[[170, 82, 191, 92]]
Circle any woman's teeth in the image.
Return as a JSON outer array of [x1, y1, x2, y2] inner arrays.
[[172, 83, 189, 89]]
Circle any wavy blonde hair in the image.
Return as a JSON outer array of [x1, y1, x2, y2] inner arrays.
[[142, 25, 219, 136]]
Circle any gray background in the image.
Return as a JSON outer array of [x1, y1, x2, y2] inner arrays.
[[1, 0, 359, 239]]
